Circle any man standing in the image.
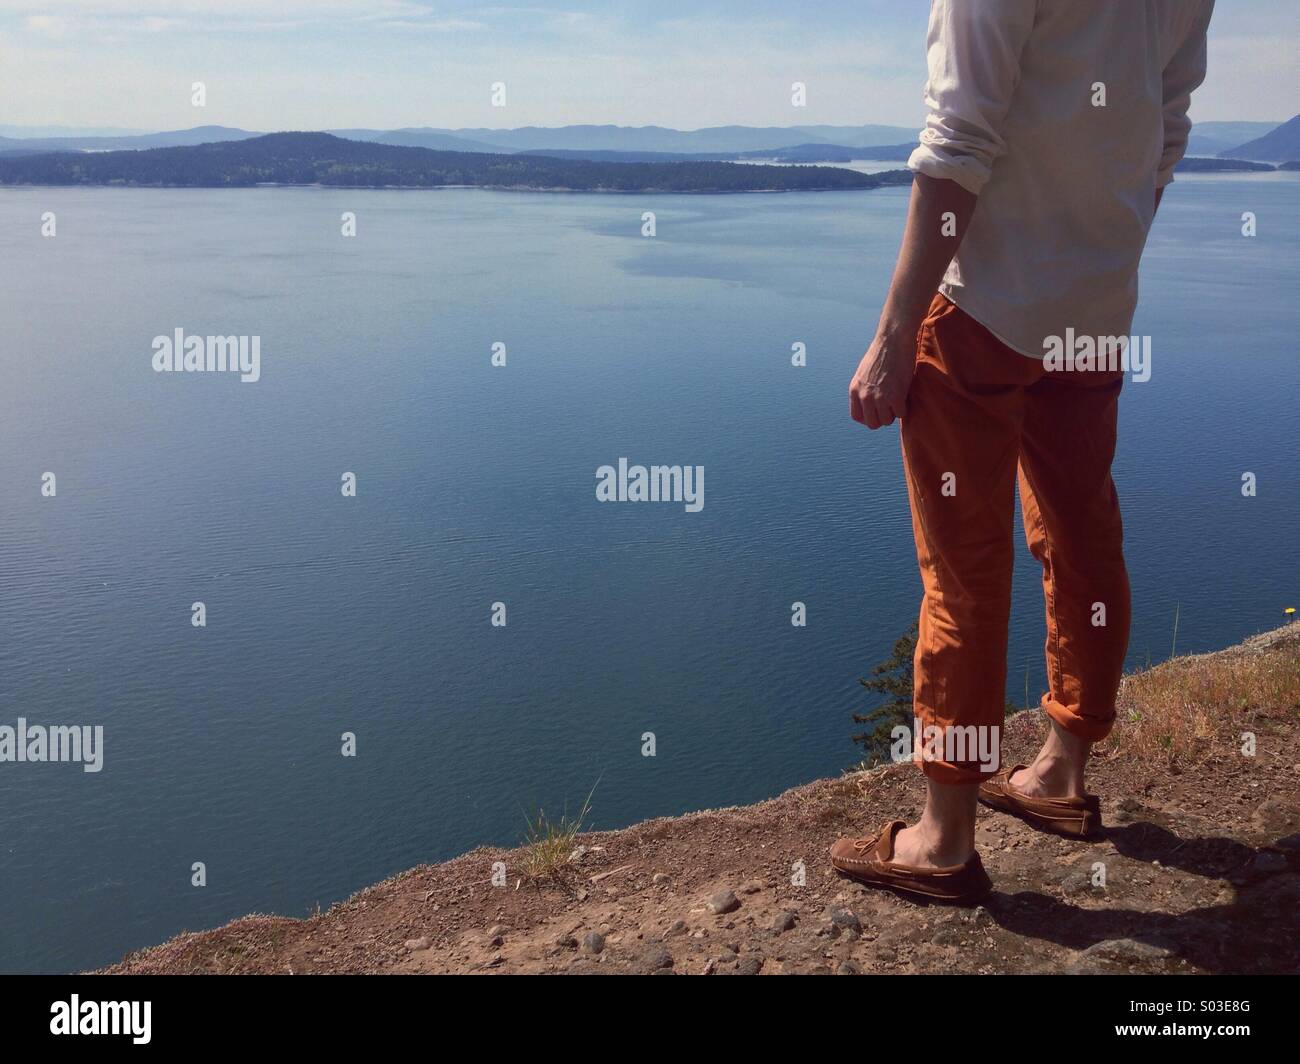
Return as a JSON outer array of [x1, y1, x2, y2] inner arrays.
[[836, 0, 1215, 902]]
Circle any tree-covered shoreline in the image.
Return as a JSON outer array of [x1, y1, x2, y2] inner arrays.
[[0, 131, 912, 193]]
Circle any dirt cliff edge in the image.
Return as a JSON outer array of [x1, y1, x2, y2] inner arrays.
[[102, 623, 1300, 975]]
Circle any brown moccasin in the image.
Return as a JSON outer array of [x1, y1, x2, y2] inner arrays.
[[978, 764, 1102, 839], [829, 820, 993, 905]]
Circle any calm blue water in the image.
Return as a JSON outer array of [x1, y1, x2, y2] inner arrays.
[[0, 174, 1296, 972]]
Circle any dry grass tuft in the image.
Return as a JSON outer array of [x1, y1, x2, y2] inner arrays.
[[517, 786, 596, 882], [1109, 625, 1300, 768]]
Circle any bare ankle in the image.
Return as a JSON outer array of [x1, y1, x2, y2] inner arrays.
[[903, 785, 979, 865], [1013, 736, 1089, 799], [895, 822, 973, 868]]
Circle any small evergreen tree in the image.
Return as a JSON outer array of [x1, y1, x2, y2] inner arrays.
[[851, 620, 918, 765]]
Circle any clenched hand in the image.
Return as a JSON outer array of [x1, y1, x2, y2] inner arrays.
[[849, 323, 917, 430]]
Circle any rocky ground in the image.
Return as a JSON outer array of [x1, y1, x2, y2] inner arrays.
[[104, 624, 1299, 975]]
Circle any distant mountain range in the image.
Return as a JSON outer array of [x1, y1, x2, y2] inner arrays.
[[0, 132, 914, 192], [1217, 115, 1300, 161], [1176, 157, 1276, 173], [365, 123, 922, 153], [1, 116, 1294, 166], [0, 124, 152, 139], [0, 125, 259, 156], [513, 142, 917, 165], [1186, 121, 1282, 156], [0, 123, 922, 158]]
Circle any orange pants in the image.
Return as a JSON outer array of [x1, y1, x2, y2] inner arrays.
[[902, 295, 1131, 785]]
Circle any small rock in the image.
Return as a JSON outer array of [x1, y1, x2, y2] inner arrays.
[[667, 919, 688, 935], [568, 845, 587, 863], [702, 958, 717, 975], [642, 947, 674, 971], [1067, 937, 1176, 974], [404, 937, 431, 951], [554, 934, 578, 950], [735, 955, 764, 976], [652, 872, 671, 885], [708, 890, 741, 915], [740, 881, 763, 895], [772, 911, 797, 933], [581, 931, 606, 955], [827, 907, 861, 934], [489, 934, 504, 948], [933, 927, 963, 947], [837, 961, 858, 975], [1252, 796, 1299, 836], [484, 953, 504, 968], [1111, 796, 1142, 823], [487, 924, 507, 938]]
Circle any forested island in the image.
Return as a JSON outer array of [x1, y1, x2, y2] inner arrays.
[[518, 143, 912, 164], [1175, 156, 1278, 172], [5, 131, 1289, 190], [0, 132, 911, 192]]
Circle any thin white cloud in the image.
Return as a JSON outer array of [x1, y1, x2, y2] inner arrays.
[[0, 2, 1289, 130], [0, 1, 419, 12], [383, 19, 487, 32], [3, 1, 475, 35], [23, 14, 75, 37]]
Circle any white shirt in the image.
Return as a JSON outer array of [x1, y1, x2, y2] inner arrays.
[[907, 0, 1215, 358]]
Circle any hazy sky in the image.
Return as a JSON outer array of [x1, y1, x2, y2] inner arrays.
[[1, 1, 1294, 132]]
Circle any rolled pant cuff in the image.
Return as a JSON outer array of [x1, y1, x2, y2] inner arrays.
[[1041, 694, 1115, 743], [915, 752, 998, 787]]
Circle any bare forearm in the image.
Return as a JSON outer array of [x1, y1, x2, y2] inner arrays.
[[878, 174, 979, 340], [850, 173, 978, 430]]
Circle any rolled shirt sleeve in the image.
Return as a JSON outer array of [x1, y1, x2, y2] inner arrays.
[[1155, 0, 1215, 188], [907, 0, 1038, 196]]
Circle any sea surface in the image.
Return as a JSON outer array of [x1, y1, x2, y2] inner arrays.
[[0, 172, 1296, 972]]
